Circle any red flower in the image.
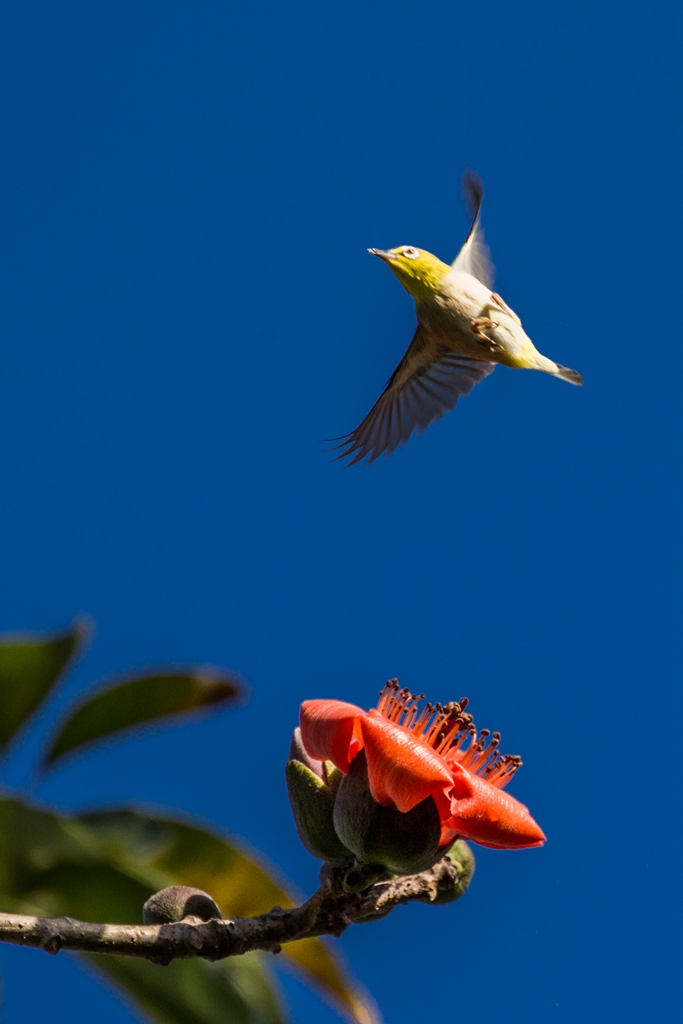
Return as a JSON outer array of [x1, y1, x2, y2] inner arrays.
[[300, 681, 545, 851]]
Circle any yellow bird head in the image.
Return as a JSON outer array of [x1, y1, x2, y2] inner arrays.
[[368, 245, 450, 301]]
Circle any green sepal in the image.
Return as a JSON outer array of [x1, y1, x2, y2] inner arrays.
[[427, 840, 476, 905], [285, 759, 351, 863], [339, 862, 386, 894], [332, 752, 449, 875]]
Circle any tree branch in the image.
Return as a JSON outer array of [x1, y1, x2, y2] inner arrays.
[[0, 855, 462, 964]]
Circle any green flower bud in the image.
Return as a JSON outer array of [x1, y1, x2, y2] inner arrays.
[[425, 840, 476, 905], [143, 885, 221, 924], [332, 751, 452, 875], [286, 738, 352, 862], [289, 726, 326, 779]]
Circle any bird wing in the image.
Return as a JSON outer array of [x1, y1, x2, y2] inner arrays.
[[451, 171, 495, 288], [334, 327, 495, 465]]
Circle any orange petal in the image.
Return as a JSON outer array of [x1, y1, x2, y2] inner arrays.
[[299, 699, 364, 773], [446, 763, 546, 849], [359, 710, 455, 812]]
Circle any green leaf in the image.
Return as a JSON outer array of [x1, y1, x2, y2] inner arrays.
[[0, 797, 285, 1024], [0, 619, 89, 751], [0, 797, 375, 1024], [281, 938, 375, 1024], [79, 809, 376, 1024], [0, 797, 161, 920], [42, 670, 243, 768], [88, 954, 285, 1024]]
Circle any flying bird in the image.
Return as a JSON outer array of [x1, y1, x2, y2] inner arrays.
[[335, 173, 582, 465]]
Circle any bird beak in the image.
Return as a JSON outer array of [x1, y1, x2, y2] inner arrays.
[[368, 248, 397, 261]]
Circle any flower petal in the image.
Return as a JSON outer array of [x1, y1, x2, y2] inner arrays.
[[446, 763, 546, 849], [359, 710, 454, 812], [299, 699, 364, 773]]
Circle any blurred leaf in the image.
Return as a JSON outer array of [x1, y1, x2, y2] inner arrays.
[[0, 797, 163, 921], [79, 810, 290, 917], [43, 670, 243, 768], [282, 939, 375, 1024], [0, 619, 89, 751], [88, 954, 285, 1024], [79, 809, 376, 1024], [0, 797, 286, 1024]]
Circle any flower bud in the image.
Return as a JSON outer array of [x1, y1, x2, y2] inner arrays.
[[425, 840, 476, 905], [289, 726, 326, 780], [142, 885, 221, 924], [286, 732, 352, 862], [332, 751, 451, 875]]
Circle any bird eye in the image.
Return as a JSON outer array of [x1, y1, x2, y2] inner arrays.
[[401, 247, 419, 259]]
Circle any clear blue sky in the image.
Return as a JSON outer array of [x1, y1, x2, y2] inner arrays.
[[0, 2, 681, 1022]]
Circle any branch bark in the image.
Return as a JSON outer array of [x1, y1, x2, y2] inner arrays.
[[0, 855, 462, 964]]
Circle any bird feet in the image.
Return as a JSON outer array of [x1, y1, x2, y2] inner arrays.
[[490, 292, 521, 324], [471, 317, 500, 352]]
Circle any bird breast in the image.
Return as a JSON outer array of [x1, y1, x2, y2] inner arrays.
[[417, 270, 535, 368], [416, 271, 493, 346]]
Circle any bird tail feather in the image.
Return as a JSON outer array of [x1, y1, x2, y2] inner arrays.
[[554, 363, 583, 386]]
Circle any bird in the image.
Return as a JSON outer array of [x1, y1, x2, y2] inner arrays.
[[334, 172, 583, 465]]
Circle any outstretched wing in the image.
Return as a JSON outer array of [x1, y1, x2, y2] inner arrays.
[[334, 327, 495, 465], [451, 171, 495, 289]]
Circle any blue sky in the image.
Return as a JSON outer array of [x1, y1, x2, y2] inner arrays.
[[0, 1, 681, 1021]]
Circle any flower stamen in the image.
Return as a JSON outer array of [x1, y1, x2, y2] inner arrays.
[[403, 693, 425, 729], [483, 753, 522, 789], [377, 678, 401, 717], [411, 701, 434, 735], [375, 682, 522, 790], [390, 688, 412, 722]]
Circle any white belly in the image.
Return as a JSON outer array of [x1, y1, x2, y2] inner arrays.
[[417, 270, 540, 369]]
